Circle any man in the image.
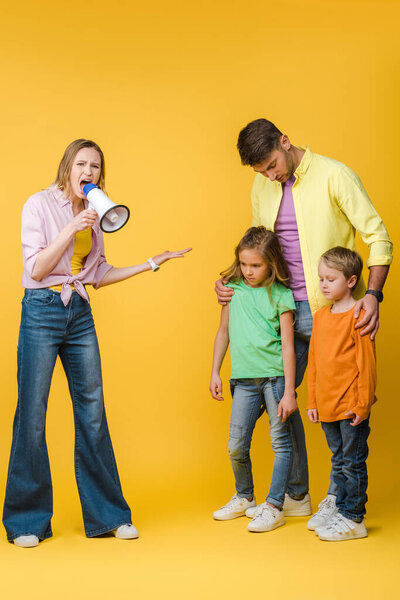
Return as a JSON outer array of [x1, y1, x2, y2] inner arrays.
[[215, 118, 392, 516]]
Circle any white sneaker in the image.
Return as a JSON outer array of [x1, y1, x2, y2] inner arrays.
[[307, 494, 338, 531], [282, 493, 312, 516], [213, 495, 256, 520], [316, 514, 367, 541], [114, 523, 139, 539], [248, 503, 285, 532], [13, 535, 39, 548], [245, 504, 259, 518], [246, 493, 312, 519]]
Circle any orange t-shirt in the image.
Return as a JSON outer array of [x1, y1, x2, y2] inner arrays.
[[307, 305, 376, 422]]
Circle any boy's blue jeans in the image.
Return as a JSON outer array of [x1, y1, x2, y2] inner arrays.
[[3, 289, 132, 541], [321, 418, 370, 522], [229, 376, 306, 507]]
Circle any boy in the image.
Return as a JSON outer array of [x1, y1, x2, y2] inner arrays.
[[307, 247, 377, 541]]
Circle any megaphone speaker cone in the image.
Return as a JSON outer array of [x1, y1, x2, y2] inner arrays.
[[82, 184, 130, 233]]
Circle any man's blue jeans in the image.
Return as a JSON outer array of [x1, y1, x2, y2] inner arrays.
[[321, 418, 370, 522], [253, 300, 312, 499], [229, 377, 297, 507], [3, 289, 131, 541], [288, 300, 313, 497]]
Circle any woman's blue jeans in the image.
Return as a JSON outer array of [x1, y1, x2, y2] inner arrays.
[[229, 377, 296, 508], [3, 289, 131, 541]]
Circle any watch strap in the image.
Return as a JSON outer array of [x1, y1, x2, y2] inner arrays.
[[365, 289, 383, 303], [147, 257, 160, 271]]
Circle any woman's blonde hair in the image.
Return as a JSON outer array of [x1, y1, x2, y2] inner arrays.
[[221, 226, 291, 288], [53, 139, 106, 196]]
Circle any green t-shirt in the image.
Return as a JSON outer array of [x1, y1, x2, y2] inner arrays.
[[226, 280, 296, 378]]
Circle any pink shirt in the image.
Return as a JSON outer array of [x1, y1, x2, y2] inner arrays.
[[21, 186, 113, 305], [274, 175, 308, 301]]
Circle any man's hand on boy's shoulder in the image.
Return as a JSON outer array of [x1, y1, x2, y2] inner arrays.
[[353, 294, 379, 340], [215, 277, 234, 305]]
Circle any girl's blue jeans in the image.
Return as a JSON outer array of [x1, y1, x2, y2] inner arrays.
[[229, 377, 303, 508], [228, 300, 312, 504], [3, 289, 131, 541]]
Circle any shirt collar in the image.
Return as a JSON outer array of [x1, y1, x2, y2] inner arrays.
[[49, 186, 71, 207], [50, 185, 90, 210], [294, 146, 313, 180]]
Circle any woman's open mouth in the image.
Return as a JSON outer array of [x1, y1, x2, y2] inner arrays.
[[80, 179, 92, 193]]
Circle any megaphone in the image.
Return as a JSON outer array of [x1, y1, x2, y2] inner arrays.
[[83, 183, 130, 233]]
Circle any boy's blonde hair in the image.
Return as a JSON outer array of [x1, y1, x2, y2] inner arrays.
[[320, 247, 363, 286]]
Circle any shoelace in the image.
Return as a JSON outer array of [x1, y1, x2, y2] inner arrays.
[[224, 495, 247, 509], [316, 497, 336, 517], [254, 504, 278, 521], [253, 503, 266, 518]]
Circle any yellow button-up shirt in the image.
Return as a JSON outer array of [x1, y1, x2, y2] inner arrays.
[[251, 147, 393, 314]]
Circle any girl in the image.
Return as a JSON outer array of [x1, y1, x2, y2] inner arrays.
[[3, 139, 190, 547], [209, 226, 297, 533]]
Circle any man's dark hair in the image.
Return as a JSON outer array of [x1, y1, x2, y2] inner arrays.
[[237, 119, 283, 166]]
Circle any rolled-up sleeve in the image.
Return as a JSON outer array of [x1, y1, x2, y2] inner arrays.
[[334, 166, 393, 267], [92, 230, 113, 288], [21, 199, 47, 277]]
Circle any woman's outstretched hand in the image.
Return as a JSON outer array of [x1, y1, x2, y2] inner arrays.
[[152, 248, 192, 266]]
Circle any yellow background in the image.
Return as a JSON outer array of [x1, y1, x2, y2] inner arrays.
[[0, 1, 399, 598]]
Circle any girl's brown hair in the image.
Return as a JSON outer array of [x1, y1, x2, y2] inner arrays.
[[221, 226, 291, 288], [53, 139, 106, 196]]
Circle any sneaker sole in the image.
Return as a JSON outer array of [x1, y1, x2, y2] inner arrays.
[[13, 540, 39, 548], [283, 507, 312, 517], [311, 521, 333, 533], [213, 512, 247, 521], [317, 531, 368, 541], [245, 511, 258, 519], [247, 506, 312, 519], [248, 519, 286, 533]]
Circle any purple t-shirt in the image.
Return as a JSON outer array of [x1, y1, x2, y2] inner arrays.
[[274, 175, 308, 301]]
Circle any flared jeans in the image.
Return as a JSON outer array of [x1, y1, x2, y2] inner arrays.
[[3, 289, 131, 541]]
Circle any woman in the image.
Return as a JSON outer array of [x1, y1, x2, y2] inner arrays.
[[3, 139, 190, 547]]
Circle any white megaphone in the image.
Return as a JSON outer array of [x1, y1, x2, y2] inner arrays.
[[83, 183, 130, 233]]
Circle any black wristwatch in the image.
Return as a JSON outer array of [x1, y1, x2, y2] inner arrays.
[[365, 289, 384, 303]]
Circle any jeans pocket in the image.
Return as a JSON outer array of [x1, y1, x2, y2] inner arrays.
[[270, 376, 285, 403], [25, 289, 56, 306]]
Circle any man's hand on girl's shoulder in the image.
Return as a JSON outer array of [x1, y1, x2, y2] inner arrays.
[[215, 277, 234, 306]]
